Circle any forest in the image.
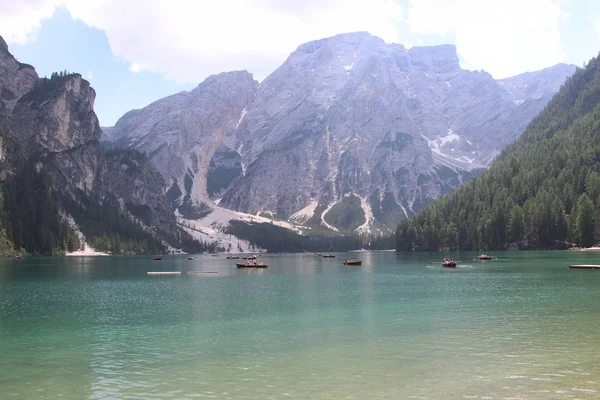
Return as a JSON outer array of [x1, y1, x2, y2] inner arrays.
[[396, 54, 600, 251], [225, 220, 396, 253]]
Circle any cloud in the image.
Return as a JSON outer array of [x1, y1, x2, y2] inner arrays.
[[406, 0, 566, 78], [0, 0, 403, 83], [86, 70, 92, 80], [0, 0, 571, 82], [0, 0, 58, 43]]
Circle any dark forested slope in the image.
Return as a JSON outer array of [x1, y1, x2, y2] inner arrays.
[[396, 55, 600, 251]]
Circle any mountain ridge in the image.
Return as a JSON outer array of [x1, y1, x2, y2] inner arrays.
[[104, 32, 577, 238]]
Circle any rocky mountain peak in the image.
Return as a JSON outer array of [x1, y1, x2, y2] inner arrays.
[[408, 44, 460, 74], [196, 70, 256, 91], [12, 73, 100, 158], [103, 32, 577, 236], [498, 63, 579, 103], [0, 35, 38, 123]]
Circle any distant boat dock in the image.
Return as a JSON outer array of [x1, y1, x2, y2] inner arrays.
[[147, 271, 181, 275], [569, 265, 600, 270]]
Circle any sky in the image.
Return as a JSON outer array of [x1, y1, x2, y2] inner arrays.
[[1, 0, 600, 126]]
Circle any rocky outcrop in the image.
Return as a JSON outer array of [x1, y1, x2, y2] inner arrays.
[[105, 71, 258, 217], [10, 74, 102, 193], [104, 149, 179, 238], [0, 35, 37, 128], [0, 36, 190, 250], [104, 32, 577, 234]]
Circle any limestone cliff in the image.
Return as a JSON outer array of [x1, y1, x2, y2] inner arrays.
[[105, 32, 577, 234], [0, 36, 195, 253]]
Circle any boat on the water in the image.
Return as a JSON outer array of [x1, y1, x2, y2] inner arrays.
[[236, 262, 268, 268], [343, 259, 362, 266], [323, 255, 336, 258], [226, 255, 240, 259], [187, 256, 194, 260], [211, 254, 219, 257], [442, 260, 456, 267], [245, 255, 257, 260], [478, 254, 493, 260], [152, 256, 162, 261]]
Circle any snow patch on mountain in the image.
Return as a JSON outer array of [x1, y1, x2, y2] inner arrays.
[[236, 107, 247, 128]]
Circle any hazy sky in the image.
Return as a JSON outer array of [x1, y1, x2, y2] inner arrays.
[[1, 0, 600, 126]]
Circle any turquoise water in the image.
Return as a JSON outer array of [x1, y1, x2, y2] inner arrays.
[[1, 251, 600, 399]]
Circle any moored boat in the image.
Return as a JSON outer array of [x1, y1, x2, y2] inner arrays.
[[322, 255, 336, 258], [226, 255, 240, 259], [343, 259, 362, 266], [152, 256, 162, 261], [187, 256, 194, 260], [236, 262, 268, 268], [442, 260, 456, 267]]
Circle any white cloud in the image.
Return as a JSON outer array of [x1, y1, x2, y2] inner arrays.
[[0, 0, 571, 82], [406, 0, 566, 78], [86, 70, 92, 80], [0, 0, 403, 82], [128, 62, 142, 73], [0, 0, 57, 43], [597, 18, 600, 37]]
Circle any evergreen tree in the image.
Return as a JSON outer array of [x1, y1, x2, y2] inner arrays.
[[508, 205, 523, 245], [576, 193, 596, 247]]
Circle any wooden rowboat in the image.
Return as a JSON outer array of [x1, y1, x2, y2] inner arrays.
[[236, 263, 268, 268], [343, 260, 362, 266], [442, 261, 456, 268]]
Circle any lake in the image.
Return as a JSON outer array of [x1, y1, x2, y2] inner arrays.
[[1, 251, 600, 399]]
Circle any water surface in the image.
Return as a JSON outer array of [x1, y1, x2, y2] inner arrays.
[[2, 251, 600, 399]]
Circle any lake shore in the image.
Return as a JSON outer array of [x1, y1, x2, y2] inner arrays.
[[65, 244, 109, 256], [570, 246, 600, 252]]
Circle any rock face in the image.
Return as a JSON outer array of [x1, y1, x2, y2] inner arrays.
[[104, 149, 179, 238], [10, 75, 103, 193], [0, 36, 181, 247], [106, 71, 258, 218], [104, 32, 577, 234], [0, 36, 37, 127]]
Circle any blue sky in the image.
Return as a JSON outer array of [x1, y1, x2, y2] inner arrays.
[[1, 0, 600, 126]]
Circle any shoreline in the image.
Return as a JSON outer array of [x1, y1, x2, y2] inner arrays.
[[65, 245, 109, 256]]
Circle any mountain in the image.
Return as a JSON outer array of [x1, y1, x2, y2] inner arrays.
[[0, 36, 37, 125], [396, 53, 600, 251], [104, 32, 576, 236], [0, 36, 207, 255]]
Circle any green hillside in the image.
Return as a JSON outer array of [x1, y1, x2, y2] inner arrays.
[[396, 55, 600, 251]]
